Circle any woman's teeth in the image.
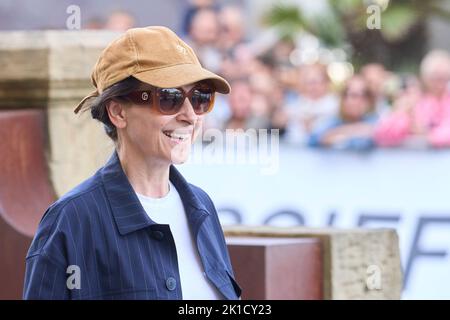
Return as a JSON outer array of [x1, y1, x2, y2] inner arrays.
[[163, 131, 190, 141]]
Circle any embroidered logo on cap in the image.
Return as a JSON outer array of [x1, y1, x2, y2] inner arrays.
[[176, 44, 188, 56]]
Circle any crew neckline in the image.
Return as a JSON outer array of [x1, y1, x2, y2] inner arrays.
[[136, 181, 175, 204]]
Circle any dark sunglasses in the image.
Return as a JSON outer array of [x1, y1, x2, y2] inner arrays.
[[122, 83, 215, 115]]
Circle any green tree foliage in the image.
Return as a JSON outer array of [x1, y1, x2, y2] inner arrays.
[[264, 0, 450, 71]]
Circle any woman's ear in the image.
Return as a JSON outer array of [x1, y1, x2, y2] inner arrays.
[[106, 99, 127, 129]]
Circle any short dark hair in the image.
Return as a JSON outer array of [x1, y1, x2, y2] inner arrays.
[[89, 76, 141, 141]]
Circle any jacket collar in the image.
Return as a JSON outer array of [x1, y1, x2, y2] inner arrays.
[[100, 151, 209, 235]]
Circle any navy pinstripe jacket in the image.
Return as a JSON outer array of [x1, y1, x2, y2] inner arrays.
[[23, 152, 241, 300]]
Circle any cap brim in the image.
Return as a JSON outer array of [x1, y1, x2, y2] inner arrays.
[[73, 90, 99, 114], [132, 64, 231, 94]]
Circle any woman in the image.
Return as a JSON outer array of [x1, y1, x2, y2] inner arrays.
[[374, 50, 450, 148], [308, 75, 377, 150], [285, 63, 339, 145], [23, 26, 241, 300]]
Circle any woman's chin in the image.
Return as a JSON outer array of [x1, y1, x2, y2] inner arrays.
[[169, 146, 191, 165], [170, 156, 190, 165]]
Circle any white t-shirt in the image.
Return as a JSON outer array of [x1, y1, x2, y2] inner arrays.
[[136, 182, 222, 300]]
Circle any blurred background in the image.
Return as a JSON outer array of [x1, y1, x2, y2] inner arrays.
[[1, 0, 450, 299]]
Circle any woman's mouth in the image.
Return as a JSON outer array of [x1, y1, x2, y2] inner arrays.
[[163, 130, 191, 142]]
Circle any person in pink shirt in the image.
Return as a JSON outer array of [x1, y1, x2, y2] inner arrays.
[[374, 50, 450, 148]]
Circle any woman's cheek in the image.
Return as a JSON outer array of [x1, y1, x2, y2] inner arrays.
[[192, 117, 204, 142]]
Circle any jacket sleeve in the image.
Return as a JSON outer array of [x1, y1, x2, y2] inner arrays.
[[23, 203, 71, 300], [23, 253, 70, 300]]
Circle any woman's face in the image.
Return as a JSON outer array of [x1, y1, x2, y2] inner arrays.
[[118, 82, 205, 166], [229, 81, 252, 120], [423, 68, 450, 97], [302, 69, 329, 100], [342, 78, 371, 121]]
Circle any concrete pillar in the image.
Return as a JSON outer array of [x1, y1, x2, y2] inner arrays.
[[0, 30, 118, 196]]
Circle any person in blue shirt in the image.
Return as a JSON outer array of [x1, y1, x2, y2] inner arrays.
[[308, 75, 379, 151], [23, 26, 241, 300]]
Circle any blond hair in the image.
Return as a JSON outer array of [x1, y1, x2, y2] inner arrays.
[[420, 50, 450, 78]]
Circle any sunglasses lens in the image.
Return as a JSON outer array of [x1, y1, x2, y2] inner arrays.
[[190, 90, 214, 114], [159, 88, 184, 114]]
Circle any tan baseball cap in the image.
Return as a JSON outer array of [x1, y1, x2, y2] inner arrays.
[[74, 26, 231, 114]]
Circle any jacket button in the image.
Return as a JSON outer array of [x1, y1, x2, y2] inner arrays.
[[152, 231, 164, 240], [166, 277, 177, 291]]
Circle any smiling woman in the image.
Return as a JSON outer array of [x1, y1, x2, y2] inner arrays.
[[105, 80, 207, 169], [88, 76, 209, 166], [23, 26, 241, 300]]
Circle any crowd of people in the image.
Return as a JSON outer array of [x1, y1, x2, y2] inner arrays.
[[180, 1, 450, 150], [94, 0, 450, 151]]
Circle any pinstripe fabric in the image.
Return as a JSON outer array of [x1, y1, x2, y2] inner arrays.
[[23, 152, 241, 300]]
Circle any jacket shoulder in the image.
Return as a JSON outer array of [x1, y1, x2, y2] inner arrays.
[[27, 172, 104, 259]]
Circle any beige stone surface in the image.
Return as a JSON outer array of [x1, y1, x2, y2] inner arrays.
[[47, 102, 114, 196], [0, 30, 118, 195], [224, 225, 403, 300]]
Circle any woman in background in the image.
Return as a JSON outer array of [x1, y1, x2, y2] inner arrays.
[[308, 75, 377, 150], [374, 50, 450, 148]]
